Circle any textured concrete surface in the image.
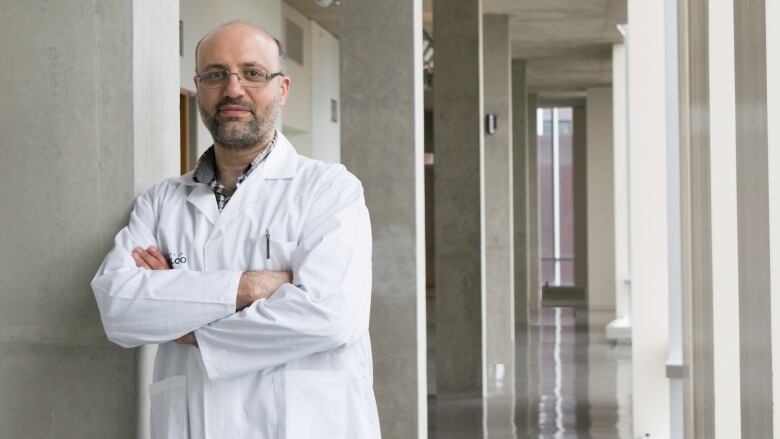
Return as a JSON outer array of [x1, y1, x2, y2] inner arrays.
[[586, 87, 616, 310], [573, 106, 589, 293], [433, 0, 485, 398], [512, 60, 528, 327], [0, 0, 137, 437], [482, 14, 516, 435], [526, 94, 541, 324], [340, 1, 427, 438], [287, 0, 625, 101], [483, 14, 514, 366], [734, 0, 773, 435]]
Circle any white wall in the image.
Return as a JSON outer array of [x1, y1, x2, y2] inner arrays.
[[585, 86, 615, 311], [310, 20, 342, 163], [281, 3, 313, 157], [611, 42, 632, 327], [180, 0, 283, 157], [628, 0, 671, 436], [281, 5, 342, 162]]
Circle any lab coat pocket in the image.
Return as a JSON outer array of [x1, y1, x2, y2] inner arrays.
[[149, 375, 188, 439], [283, 370, 347, 439], [264, 238, 297, 272]]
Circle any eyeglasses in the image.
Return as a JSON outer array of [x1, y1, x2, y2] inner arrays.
[[196, 69, 283, 89]]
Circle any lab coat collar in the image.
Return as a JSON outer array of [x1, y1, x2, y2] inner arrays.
[[180, 131, 300, 227], [262, 131, 298, 180], [175, 130, 298, 187]]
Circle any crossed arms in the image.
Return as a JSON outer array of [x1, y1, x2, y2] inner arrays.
[[91, 172, 372, 380], [129, 244, 292, 346]]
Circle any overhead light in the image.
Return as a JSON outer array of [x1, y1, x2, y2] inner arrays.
[[315, 0, 336, 7]]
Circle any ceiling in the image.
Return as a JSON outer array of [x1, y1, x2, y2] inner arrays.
[[283, 0, 626, 98]]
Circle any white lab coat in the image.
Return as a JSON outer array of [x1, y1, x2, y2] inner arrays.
[[91, 133, 380, 439]]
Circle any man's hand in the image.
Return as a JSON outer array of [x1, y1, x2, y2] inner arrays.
[[175, 332, 198, 346], [236, 270, 293, 310], [131, 246, 291, 335], [132, 246, 171, 270]]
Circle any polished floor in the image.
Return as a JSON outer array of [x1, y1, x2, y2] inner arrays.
[[428, 306, 632, 438]]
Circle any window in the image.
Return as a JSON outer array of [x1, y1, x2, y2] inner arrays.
[[538, 108, 575, 286]]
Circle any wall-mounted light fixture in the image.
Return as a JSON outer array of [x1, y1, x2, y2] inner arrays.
[[485, 113, 497, 135]]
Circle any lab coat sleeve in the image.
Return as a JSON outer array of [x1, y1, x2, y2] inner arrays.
[[195, 170, 372, 380], [91, 188, 240, 348]]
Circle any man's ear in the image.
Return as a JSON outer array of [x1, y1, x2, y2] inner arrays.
[[278, 76, 291, 106]]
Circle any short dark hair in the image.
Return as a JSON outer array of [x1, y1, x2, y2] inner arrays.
[[194, 20, 286, 75]]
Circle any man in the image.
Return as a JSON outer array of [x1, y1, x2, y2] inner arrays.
[[91, 21, 380, 439]]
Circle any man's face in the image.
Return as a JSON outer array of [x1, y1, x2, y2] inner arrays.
[[195, 24, 290, 151]]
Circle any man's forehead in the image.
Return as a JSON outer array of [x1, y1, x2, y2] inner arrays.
[[196, 22, 278, 67]]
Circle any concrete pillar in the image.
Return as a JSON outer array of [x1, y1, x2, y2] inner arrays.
[[572, 107, 588, 292], [0, 1, 179, 438], [513, 60, 528, 326], [340, 1, 427, 438], [433, 0, 484, 435], [627, 0, 671, 435], [585, 87, 615, 311], [511, 58, 529, 436], [526, 93, 540, 324], [608, 42, 632, 342], [733, 0, 772, 436], [482, 14, 514, 437]]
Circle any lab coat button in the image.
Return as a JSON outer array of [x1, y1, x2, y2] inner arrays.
[[211, 230, 222, 240]]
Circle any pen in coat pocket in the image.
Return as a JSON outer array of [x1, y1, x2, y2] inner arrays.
[[265, 229, 270, 259]]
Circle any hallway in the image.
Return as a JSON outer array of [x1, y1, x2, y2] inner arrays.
[[430, 306, 632, 438]]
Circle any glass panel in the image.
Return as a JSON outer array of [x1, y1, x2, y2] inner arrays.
[[538, 107, 576, 287], [538, 108, 555, 286], [557, 108, 575, 286]]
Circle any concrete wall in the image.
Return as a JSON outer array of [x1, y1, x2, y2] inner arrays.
[[734, 0, 773, 435], [340, 1, 427, 438], [585, 87, 615, 311], [482, 14, 515, 437], [572, 106, 588, 291], [433, 0, 485, 398], [526, 94, 540, 323], [512, 60, 528, 326], [0, 1, 178, 437]]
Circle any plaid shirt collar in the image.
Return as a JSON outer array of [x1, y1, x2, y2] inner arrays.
[[192, 132, 277, 212]]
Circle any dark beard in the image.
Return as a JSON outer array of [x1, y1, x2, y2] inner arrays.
[[212, 116, 261, 151], [200, 96, 278, 151]]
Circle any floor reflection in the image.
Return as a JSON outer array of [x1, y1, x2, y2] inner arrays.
[[429, 304, 632, 438]]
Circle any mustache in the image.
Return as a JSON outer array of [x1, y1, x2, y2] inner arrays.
[[215, 97, 255, 113]]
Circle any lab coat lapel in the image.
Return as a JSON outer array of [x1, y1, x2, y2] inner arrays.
[[215, 170, 269, 226], [185, 182, 218, 225], [214, 132, 299, 227]]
